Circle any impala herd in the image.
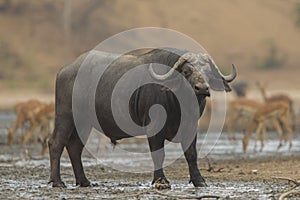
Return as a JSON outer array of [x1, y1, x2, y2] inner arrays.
[[7, 99, 55, 155], [230, 82, 295, 152], [4, 82, 297, 154]]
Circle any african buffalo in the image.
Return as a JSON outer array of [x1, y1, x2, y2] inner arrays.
[[48, 48, 237, 189]]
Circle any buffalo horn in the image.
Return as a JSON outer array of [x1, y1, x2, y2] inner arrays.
[[222, 64, 237, 83], [148, 53, 192, 81]]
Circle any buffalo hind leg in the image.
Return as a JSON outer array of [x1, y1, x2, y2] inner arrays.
[[66, 131, 96, 187], [182, 137, 207, 187], [148, 136, 170, 189], [48, 127, 68, 188], [49, 117, 76, 188]]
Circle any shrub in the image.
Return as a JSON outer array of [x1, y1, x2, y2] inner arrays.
[[295, 2, 300, 28], [257, 41, 286, 70]]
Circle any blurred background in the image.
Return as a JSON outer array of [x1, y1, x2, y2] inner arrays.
[[0, 0, 300, 107]]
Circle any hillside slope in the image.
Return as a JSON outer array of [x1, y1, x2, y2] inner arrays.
[[0, 0, 299, 91]]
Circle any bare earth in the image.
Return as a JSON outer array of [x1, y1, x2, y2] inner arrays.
[[0, 141, 300, 199]]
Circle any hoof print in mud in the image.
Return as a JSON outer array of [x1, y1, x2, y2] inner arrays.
[[153, 178, 171, 190]]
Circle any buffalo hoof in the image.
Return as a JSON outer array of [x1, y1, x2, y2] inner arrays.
[[76, 181, 98, 187], [152, 177, 171, 190], [50, 180, 66, 188], [190, 179, 207, 187]]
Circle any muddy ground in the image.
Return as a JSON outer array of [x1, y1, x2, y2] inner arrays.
[[1, 139, 300, 200], [1, 111, 300, 199]]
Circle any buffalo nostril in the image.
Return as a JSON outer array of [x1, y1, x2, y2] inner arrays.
[[194, 86, 200, 91], [195, 85, 209, 90]]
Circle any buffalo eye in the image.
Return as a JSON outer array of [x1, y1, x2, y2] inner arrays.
[[182, 69, 191, 76]]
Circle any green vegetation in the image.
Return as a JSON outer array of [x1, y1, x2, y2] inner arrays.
[[8, 80, 17, 89], [40, 80, 49, 90], [257, 41, 286, 70], [295, 2, 300, 27]]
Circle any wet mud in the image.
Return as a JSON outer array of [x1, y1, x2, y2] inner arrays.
[[1, 112, 300, 199]]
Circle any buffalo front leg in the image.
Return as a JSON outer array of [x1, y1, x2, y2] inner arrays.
[[181, 137, 207, 187], [148, 136, 170, 189], [66, 131, 95, 187]]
